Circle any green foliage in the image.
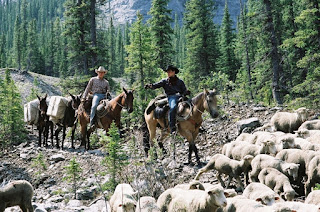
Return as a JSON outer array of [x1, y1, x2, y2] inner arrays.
[[0, 69, 25, 147], [27, 78, 41, 102], [31, 152, 48, 177], [101, 122, 129, 192], [63, 157, 82, 199]]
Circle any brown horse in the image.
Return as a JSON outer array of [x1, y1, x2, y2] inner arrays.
[[144, 89, 219, 165], [37, 94, 54, 147], [78, 88, 134, 149]]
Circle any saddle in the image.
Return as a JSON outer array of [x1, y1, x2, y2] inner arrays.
[[96, 99, 111, 118], [147, 94, 192, 121]]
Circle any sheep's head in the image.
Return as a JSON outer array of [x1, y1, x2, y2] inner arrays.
[[256, 194, 280, 206], [261, 140, 277, 155], [188, 180, 205, 190], [285, 163, 300, 181], [243, 155, 254, 165], [207, 185, 227, 207], [296, 107, 308, 122], [281, 190, 297, 201]]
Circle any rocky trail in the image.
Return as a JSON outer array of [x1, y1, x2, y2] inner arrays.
[[0, 101, 278, 212]]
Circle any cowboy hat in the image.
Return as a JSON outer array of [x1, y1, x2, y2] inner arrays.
[[95, 66, 107, 73], [163, 65, 179, 74]]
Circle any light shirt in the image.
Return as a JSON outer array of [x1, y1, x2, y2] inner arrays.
[[82, 76, 110, 99]]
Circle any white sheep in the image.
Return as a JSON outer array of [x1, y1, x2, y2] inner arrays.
[[296, 129, 320, 142], [220, 197, 268, 212], [270, 107, 308, 133], [0, 180, 34, 212], [135, 196, 160, 212], [235, 133, 257, 143], [228, 140, 277, 160], [305, 190, 320, 206], [305, 156, 320, 196], [174, 180, 205, 190], [110, 183, 137, 212], [291, 137, 320, 151], [298, 119, 320, 131], [250, 154, 300, 182], [258, 167, 297, 201], [157, 185, 228, 212], [271, 202, 320, 212], [194, 154, 253, 190], [242, 182, 281, 206]]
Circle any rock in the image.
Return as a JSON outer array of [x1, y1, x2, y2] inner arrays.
[[236, 117, 261, 135], [67, 200, 83, 207], [49, 154, 65, 162], [76, 186, 99, 200]]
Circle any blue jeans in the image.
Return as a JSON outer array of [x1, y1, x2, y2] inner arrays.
[[168, 95, 179, 132], [90, 93, 106, 125]]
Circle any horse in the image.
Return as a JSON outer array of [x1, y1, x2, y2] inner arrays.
[[78, 87, 134, 150], [144, 89, 219, 165], [37, 94, 54, 147], [54, 93, 81, 149]]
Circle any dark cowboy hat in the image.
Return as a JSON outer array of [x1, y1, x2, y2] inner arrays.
[[163, 65, 180, 74]]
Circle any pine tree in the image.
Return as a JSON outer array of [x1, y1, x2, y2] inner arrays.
[[218, 0, 239, 82], [101, 122, 129, 191], [26, 19, 44, 73], [148, 0, 174, 68], [184, 0, 219, 90], [0, 69, 25, 146], [13, 15, 22, 70]]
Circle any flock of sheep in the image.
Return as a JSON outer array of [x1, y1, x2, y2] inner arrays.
[[4, 107, 320, 212], [104, 107, 320, 211]]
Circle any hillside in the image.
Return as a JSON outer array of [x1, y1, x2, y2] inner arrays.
[[1, 70, 317, 211], [107, 0, 243, 26]]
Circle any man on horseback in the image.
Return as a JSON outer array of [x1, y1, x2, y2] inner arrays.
[[145, 65, 190, 134], [82, 66, 111, 129]]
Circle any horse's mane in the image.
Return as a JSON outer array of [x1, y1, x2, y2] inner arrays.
[[191, 92, 204, 105]]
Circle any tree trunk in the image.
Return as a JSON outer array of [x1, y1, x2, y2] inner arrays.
[[263, 0, 283, 105], [90, 0, 97, 67], [240, 0, 253, 100]]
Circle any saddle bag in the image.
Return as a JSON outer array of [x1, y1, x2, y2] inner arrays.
[[47, 96, 69, 121], [96, 99, 110, 118], [24, 99, 39, 125], [154, 105, 169, 119]]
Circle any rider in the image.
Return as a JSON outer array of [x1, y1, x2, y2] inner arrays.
[[82, 66, 111, 128], [145, 65, 190, 134]]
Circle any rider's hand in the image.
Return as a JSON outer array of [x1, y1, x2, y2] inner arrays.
[[144, 84, 152, 89]]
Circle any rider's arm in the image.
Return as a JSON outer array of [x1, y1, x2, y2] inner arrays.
[[82, 78, 94, 99], [150, 79, 166, 89]]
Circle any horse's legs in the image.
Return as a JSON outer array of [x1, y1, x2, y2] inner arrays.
[[80, 123, 87, 147], [62, 125, 66, 149], [189, 141, 200, 165], [71, 123, 77, 149], [50, 121, 54, 146], [55, 125, 62, 149], [38, 126, 42, 147], [44, 123, 49, 147]]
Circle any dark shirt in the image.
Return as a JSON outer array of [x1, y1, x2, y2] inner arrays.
[[151, 76, 187, 96]]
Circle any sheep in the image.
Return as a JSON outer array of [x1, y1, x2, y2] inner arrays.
[[194, 154, 253, 191], [174, 180, 205, 190], [258, 167, 297, 201], [305, 156, 320, 196], [135, 196, 160, 212], [219, 197, 267, 212], [298, 119, 320, 131], [110, 183, 137, 212], [235, 133, 257, 143], [295, 129, 320, 141], [228, 140, 277, 160], [157, 185, 228, 212], [271, 107, 308, 133], [242, 182, 281, 206], [0, 180, 34, 212], [250, 154, 299, 182], [292, 137, 320, 151], [305, 190, 320, 206], [271, 202, 320, 212]]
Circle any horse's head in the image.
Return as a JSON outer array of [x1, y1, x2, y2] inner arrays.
[[122, 87, 134, 113], [203, 89, 219, 118], [69, 92, 81, 111], [37, 94, 48, 116]]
